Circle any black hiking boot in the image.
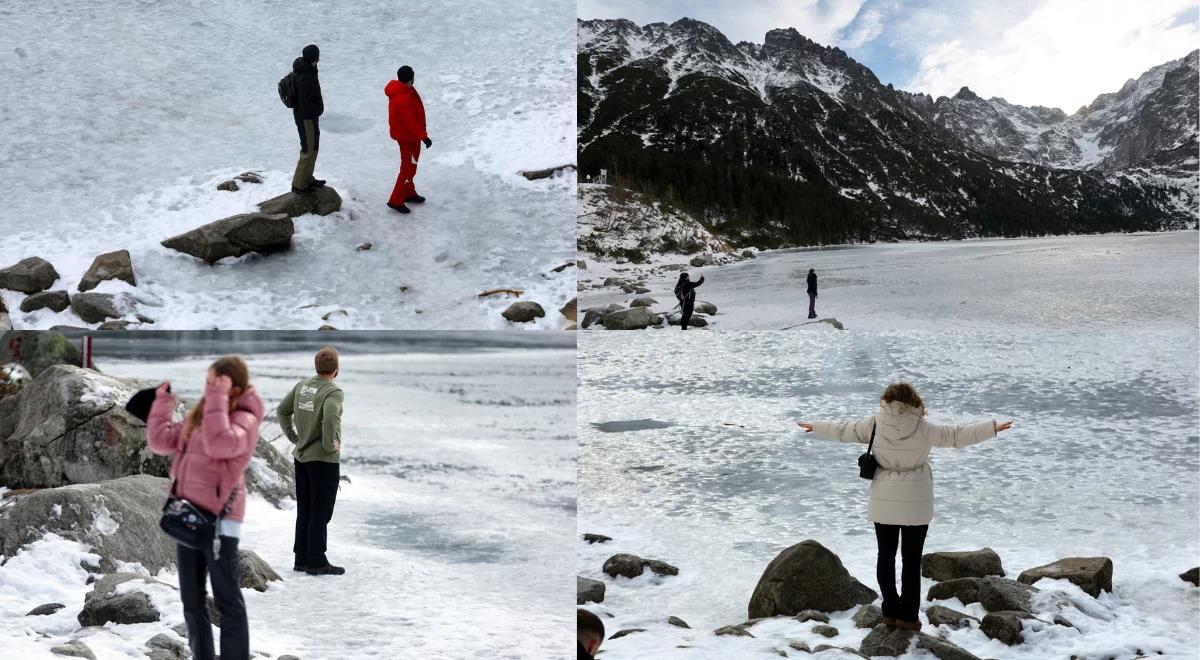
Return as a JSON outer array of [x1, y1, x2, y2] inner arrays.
[[310, 179, 326, 188], [387, 202, 411, 214], [291, 186, 316, 196], [405, 194, 426, 204], [305, 563, 346, 576]]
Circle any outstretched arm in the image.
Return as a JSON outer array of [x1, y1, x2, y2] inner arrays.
[[798, 415, 875, 444], [926, 418, 1006, 448]]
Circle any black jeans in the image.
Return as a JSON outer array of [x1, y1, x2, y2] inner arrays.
[[680, 299, 695, 330], [874, 523, 929, 622], [294, 459, 340, 567], [177, 537, 248, 660]]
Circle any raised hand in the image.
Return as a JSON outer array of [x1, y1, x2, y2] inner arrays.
[[156, 381, 171, 397], [796, 422, 814, 433], [211, 374, 233, 392]]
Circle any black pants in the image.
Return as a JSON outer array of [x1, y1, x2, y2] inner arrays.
[[294, 459, 340, 567], [177, 538, 248, 660], [874, 523, 928, 622], [680, 299, 694, 330], [808, 292, 817, 318]]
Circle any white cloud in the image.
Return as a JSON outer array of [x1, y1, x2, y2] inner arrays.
[[578, 0, 869, 45], [904, 0, 1198, 110]]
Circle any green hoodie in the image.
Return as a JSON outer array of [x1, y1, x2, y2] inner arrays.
[[277, 376, 343, 464]]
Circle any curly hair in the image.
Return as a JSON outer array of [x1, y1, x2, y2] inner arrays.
[[880, 382, 924, 410]]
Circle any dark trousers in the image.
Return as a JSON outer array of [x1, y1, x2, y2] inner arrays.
[[177, 537, 248, 660], [294, 459, 340, 566], [808, 292, 817, 317], [680, 299, 695, 330], [874, 523, 928, 622]]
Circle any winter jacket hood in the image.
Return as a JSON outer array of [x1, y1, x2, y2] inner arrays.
[[146, 384, 264, 523], [386, 80, 428, 142]]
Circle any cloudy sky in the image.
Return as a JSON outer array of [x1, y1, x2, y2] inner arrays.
[[578, 0, 1198, 111]]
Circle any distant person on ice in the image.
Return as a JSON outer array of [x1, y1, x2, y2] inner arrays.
[[278, 347, 346, 575], [674, 271, 704, 330], [147, 356, 262, 660], [385, 65, 432, 214], [807, 268, 818, 319], [290, 44, 325, 195], [796, 382, 1012, 631]]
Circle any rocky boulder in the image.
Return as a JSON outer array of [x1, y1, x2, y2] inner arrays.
[[0, 475, 174, 572], [71, 292, 133, 324], [747, 540, 877, 618], [501, 301, 545, 323], [694, 301, 717, 315], [77, 573, 168, 626], [1017, 557, 1113, 598], [980, 611, 1030, 645], [162, 212, 294, 263], [50, 640, 97, 659], [257, 186, 342, 217], [0, 331, 81, 377], [630, 297, 657, 307], [216, 171, 263, 192], [925, 604, 979, 629], [859, 624, 982, 660], [666, 312, 708, 327], [144, 632, 189, 660], [926, 576, 1035, 613], [581, 304, 622, 329], [582, 533, 611, 544], [851, 604, 883, 628], [577, 576, 605, 604], [27, 602, 66, 616], [922, 548, 1005, 581], [559, 298, 577, 321], [78, 250, 136, 292], [0, 256, 60, 294], [239, 548, 282, 591], [601, 307, 660, 330], [602, 553, 679, 579], [19, 290, 71, 314]]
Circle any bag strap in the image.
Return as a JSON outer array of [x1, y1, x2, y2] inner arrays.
[[866, 419, 877, 454]]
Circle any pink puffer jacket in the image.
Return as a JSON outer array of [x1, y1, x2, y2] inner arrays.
[[146, 383, 263, 522]]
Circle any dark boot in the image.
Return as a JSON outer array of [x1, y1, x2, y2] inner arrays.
[[405, 195, 426, 204], [305, 563, 346, 576], [387, 202, 411, 214]]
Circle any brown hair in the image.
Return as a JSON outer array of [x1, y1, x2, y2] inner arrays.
[[183, 356, 250, 442], [577, 608, 605, 646], [315, 346, 339, 376], [880, 382, 924, 410]]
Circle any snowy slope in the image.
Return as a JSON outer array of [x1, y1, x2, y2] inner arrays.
[[0, 0, 576, 330]]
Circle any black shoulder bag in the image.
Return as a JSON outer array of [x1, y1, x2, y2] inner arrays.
[[857, 421, 878, 479], [159, 452, 237, 556]]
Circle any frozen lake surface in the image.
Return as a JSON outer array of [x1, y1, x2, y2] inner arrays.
[[0, 0, 575, 330], [1, 343, 576, 659], [578, 233, 1199, 658], [582, 231, 1199, 332]]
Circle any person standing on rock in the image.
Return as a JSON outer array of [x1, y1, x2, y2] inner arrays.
[[577, 608, 605, 660], [385, 65, 431, 214], [277, 346, 346, 576], [290, 44, 326, 196], [147, 356, 263, 660], [806, 268, 818, 319], [796, 383, 1012, 631], [674, 272, 704, 330]]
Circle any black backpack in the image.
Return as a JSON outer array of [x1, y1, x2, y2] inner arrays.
[[278, 72, 297, 108]]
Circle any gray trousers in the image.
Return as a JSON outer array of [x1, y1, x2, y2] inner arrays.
[[292, 118, 319, 189]]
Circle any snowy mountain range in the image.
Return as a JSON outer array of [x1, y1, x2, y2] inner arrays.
[[578, 18, 1198, 246]]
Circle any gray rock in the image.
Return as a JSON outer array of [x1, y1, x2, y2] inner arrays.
[[582, 533, 611, 544], [577, 260, 587, 269], [922, 548, 1005, 581], [1181, 567, 1199, 586], [609, 628, 646, 640], [501, 301, 545, 323], [20, 290, 71, 313], [814, 645, 870, 658], [795, 610, 830, 623], [239, 549, 282, 592], [78, 573, 166, 626], [519, 164, 575, 180], [980, 610, 1028, 645], [278, 656, 302, 660], [748, 540, 878, 618], [50, 641, 96, 659], [257, 186, 342, 217], [560, 298, 577, 322], [0, 331, 80, 377], [926, 576, 1035, 613], [78, 250, 136, 292], [603, 277, 625, 287], [741, 249, 756, 259], [787, 640, 811, 653], [0, 257, 60, 294], [581, 304, 623, 329], [217, 171, 263, 192], [633, 286, 651, 294], [667, 312, 708, 327], [144, 632, 189, 660], [71, 292, 131, 324], [812, 624, 838, 638], [851, 604, 883, 628], [216, 179, 240, 192], [0, 299, 9, 331], [577, 576, 605, 604], [98, 320, 137, 331], [667, 616, 689, 628], [629, 297, 657, 307], [602, 553, 679, 579], [925, 604, 979, 629], [689, 255, 710, 267], [859, 624, 983, 659], [355, 242, 373, 251], [0, 476, 174, 573], [713, 624, 754, 638], [602, 307, 661, 330], [161, 213, 294, 263], [1017, 557, 1113, 597], [27, 602, 66, 616], [694, 301, 717, 315]]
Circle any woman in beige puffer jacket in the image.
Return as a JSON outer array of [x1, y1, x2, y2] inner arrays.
[[797, 382, 1011, 630]]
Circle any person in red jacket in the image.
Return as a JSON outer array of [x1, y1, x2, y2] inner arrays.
[[147, 356, 263, 660], [385, 65, 432, 214]]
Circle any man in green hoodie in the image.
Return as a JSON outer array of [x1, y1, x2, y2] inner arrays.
[[278, 346, 345, 575]]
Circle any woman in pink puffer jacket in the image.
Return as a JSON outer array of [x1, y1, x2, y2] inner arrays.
[[147, 356, 262, 660]]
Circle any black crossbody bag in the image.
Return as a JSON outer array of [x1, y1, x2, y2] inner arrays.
[[159, 446, 237, 555], [857, 421, 878, 479]]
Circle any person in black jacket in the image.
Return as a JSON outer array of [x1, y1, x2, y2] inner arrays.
[[291, 44, 326, 195], [807, 268, 818, 319], [674, 272, 705, 330], [577, 609, 604, 660]]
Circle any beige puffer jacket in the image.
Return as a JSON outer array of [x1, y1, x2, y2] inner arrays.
[[811, 401, 996, 526]]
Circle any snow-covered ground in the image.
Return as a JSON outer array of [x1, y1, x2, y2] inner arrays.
[[1, 342, 577, 659], [0, 0, 575, 330], [577, 241, 1199, 658], [579, 231, 1199, 332]]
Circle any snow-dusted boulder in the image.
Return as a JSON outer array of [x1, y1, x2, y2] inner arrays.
[[78, 573, 170, 626], [581, 304, 622, 329], [71, 292, 135, 324], [256, 186, 342, 218], [926, 576, 1036, 613], [602, 553, 678, 578], [601, 307, 660, 330], [748, 540, 877, 617], [238, 548, 282, 592], [922, 548, 1005, 581], [1017, 557, 1113, 598], [629, 297, 657, 307], [667, 312, 708, 327], [19, 290, 71, 313], [559, 298, 577, 321], [694, 301, 717, 315], [859, 624, 982, 659], [161, 212, 294, 264], [78, 250, 136, 292], [577, 576, 605, 604], [0, 256, 60, 294], [925, 604, 979, 629]]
